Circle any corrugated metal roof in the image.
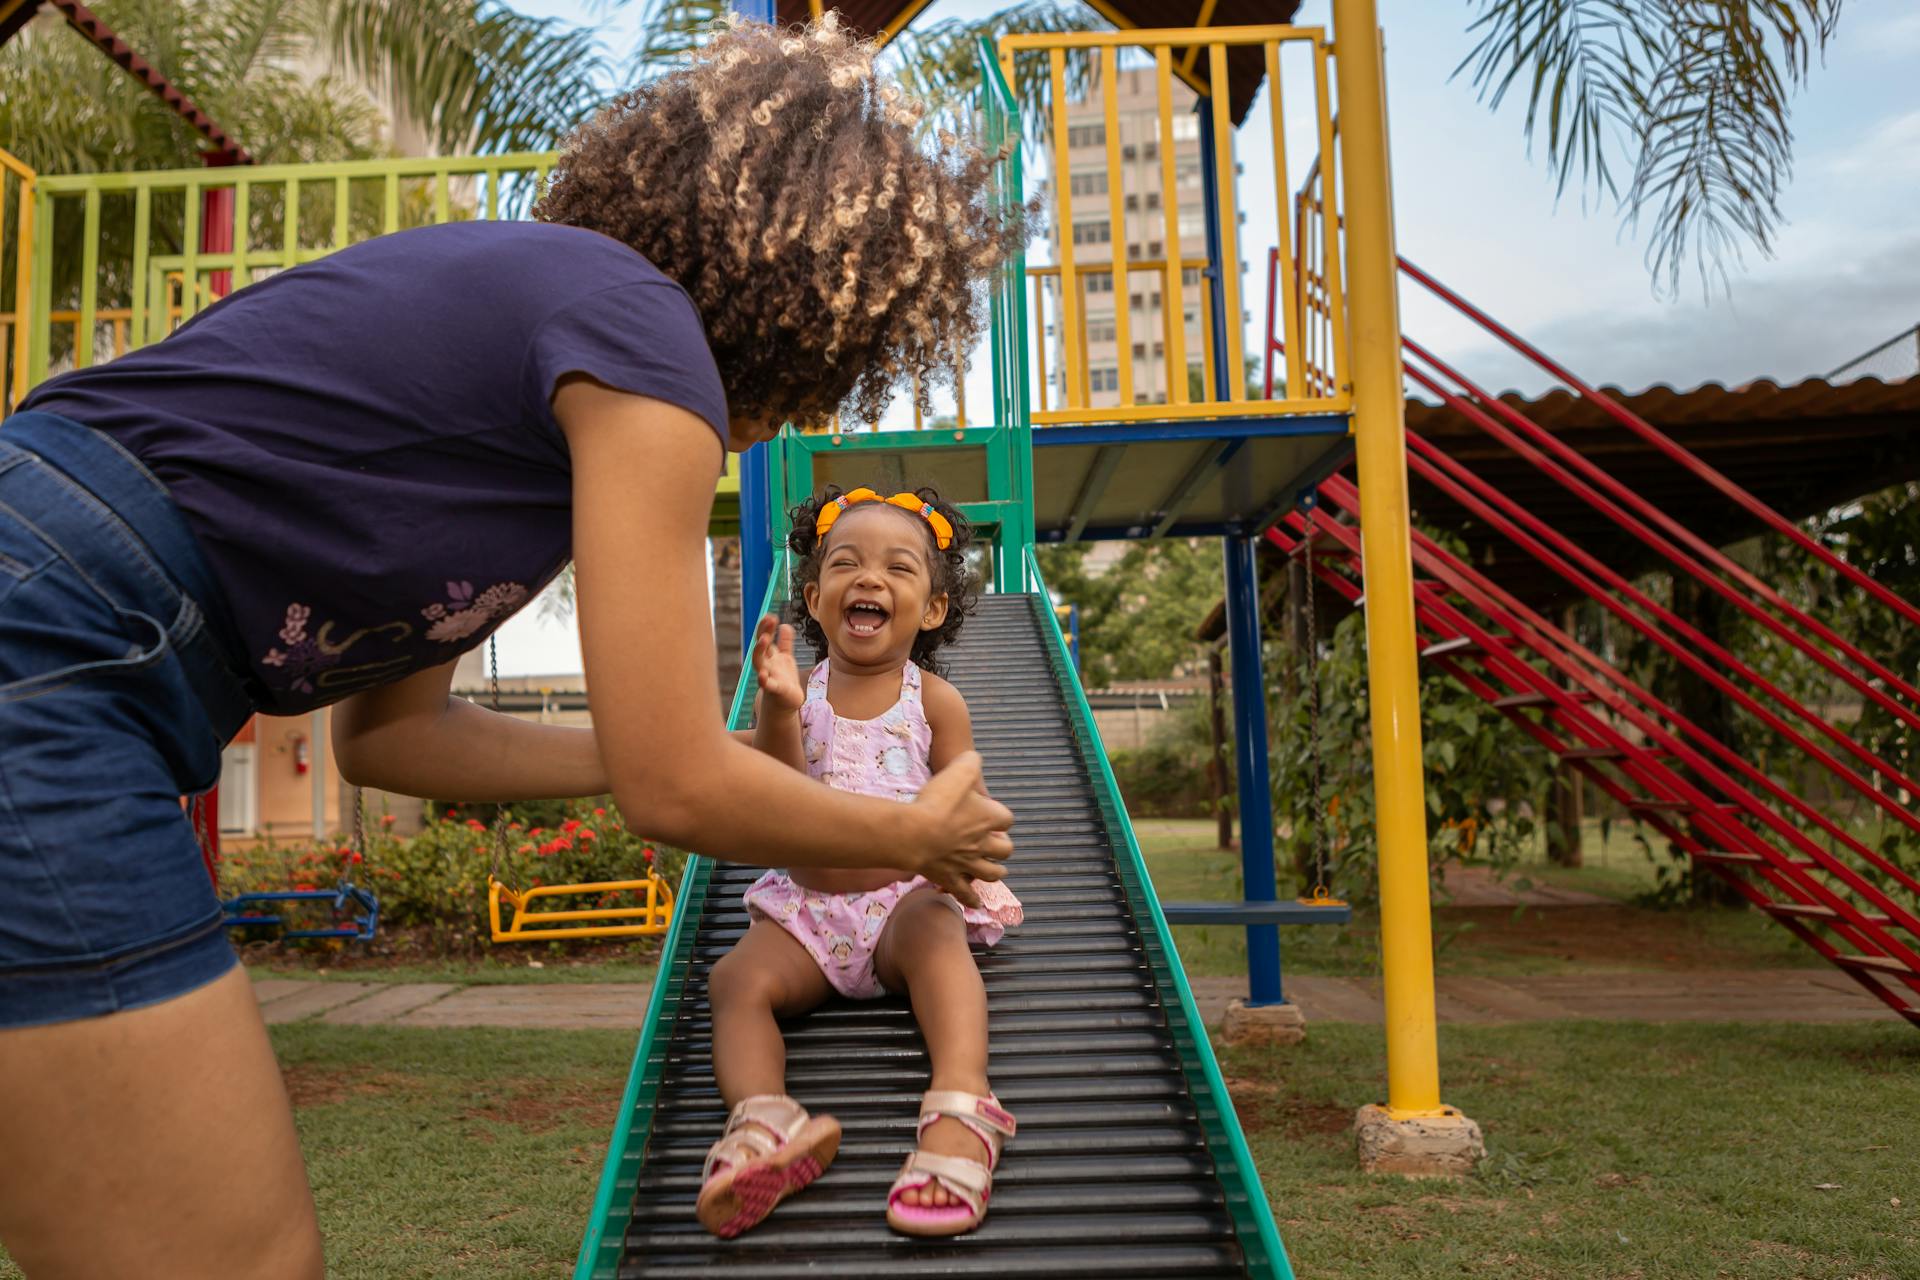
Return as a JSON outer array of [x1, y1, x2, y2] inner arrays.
[[1407, 373, 1920, 436], [776, 0, 1298, 125]]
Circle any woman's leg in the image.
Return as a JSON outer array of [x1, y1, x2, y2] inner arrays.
[[708, 918, 833, 1106], [0, 965, 324, 1280], [875, 888, 991, 1209]]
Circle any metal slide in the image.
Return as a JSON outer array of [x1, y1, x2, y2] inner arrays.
[[576, 589, 1291, 1278]]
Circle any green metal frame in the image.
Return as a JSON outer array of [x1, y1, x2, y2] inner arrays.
[[572, 551, 789, 1280], [1025, 547, 1293, 1278]]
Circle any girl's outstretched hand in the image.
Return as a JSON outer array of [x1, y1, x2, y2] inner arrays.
[[910, 751, 1014, 908], [752, 614, 805, 712]]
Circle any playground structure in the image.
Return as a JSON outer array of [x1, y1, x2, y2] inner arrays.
[[5, 0, 1917, 1273]]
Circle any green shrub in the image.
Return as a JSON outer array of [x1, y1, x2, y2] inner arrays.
[[218, 797, 685, 952]]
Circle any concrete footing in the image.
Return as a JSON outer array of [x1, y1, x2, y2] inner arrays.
[[1353, 1103, 1485, 1177], [1220, 998, 1307, 1046]]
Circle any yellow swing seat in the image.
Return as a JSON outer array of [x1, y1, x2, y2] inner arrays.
[[488, 871, 675, 943]]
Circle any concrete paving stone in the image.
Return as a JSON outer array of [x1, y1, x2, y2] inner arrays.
[[252, 979, 318, 1005], [260, 982, 382, 1024], [321, 983, 460, 1026], [392, 982, 653, 1029], [1436, 976, 1579, 1022]]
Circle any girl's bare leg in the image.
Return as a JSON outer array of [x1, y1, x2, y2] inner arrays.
[[875, 887, 992, 1208], [708, 918, 833, 1106], [0, 965, 324, 1280]]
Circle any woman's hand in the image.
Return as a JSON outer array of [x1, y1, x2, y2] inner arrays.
[[908, 752, 1014, 908], [751, 614, 805, 713]]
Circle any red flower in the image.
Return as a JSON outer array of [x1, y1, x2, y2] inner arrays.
[[531, 877, 543, 888], [643, 848, 656, 864], [349, 852, 363, 864], [579, 829, 597, 842], [517, 842, 535, 854], [529, 827, 546, 837], [561, 818, 582, 834], [294, 882, 317, 891], [381, 813, 396, 827], [508, 821, 523, 831], [466, 818, 487, 831], [593, 807, 606, 818]]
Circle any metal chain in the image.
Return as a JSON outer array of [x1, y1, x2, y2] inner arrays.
[[1302, 509, 1331, 901], [487, 636, 509, 882], [351, 783, 366, 878]]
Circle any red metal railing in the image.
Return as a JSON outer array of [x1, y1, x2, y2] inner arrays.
[[1260, 246, 1920, 1025]]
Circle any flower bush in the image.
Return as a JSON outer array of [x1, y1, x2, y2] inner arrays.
[[216, 798, 686, 952]]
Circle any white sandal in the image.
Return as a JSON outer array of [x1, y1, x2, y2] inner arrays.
[[696, 1094, 841, 1238], [885, 1089, 1016, 1236]]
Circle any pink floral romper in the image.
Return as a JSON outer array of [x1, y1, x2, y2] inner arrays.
[[743, 660, 1023, 999]]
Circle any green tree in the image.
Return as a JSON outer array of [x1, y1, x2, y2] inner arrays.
[[2, 2, 603, 176], [1038, 538, 1221, 685]]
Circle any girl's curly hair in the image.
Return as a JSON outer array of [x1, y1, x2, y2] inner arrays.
[[535, 14, 1027, 427], [787, 485, 976, 673]]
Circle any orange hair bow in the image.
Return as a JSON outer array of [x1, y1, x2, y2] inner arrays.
[[814, 488, 954, 550]]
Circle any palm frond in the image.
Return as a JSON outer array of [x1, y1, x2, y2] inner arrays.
[[884, 3, 1107, 145], [1457, 0, 1842, 296], [625, 0, 731, 74], [326, 0, 607, 154]]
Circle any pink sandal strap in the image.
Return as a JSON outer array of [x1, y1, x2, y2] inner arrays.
[[888, 1150, 993, 1218], [915, 1090, 1016, 1171], [702, 1094, 812, 1182]]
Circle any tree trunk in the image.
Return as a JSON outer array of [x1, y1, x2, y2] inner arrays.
[[1669, 575, 1744, 906], [711, 537, 744, 706], [1207, 646, 1233, 850]]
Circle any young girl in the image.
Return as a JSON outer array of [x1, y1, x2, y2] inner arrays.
[[696, 485, 1021, 1241], [0, 18, 1019, 1277]]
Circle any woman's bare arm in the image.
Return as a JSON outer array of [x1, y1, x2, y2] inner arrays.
[[333, 660, 610, 800], [559, 378, 1012, 898]]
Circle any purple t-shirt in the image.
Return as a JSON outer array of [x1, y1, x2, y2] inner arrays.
[[23, 220, 727, 714]]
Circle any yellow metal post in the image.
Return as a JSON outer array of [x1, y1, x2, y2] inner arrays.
[[1330, 0, 1447, 1121], [5, 150, 33, 409]]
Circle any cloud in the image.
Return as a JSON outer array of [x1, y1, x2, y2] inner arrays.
[[1825, 110, 1920, 177], [1424, 233, 1920, 397]]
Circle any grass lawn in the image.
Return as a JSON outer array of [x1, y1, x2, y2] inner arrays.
[[8, 1020, 1908, 1279], [1134, 818, 1812, 979]]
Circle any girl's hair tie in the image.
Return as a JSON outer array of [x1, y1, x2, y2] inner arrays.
[[815, 487, 954, 550]]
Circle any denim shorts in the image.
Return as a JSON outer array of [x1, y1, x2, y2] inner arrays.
[[0, 411, 258, 1028]]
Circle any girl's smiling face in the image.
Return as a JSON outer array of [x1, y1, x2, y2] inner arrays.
[[802, 504, 949, 667]]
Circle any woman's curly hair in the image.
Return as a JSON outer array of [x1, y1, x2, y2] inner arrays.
[[535, 14, 1027, 427], [787, 484, 976, 673]]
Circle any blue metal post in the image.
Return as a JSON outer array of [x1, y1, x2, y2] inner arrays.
[[739, 445, 772, 654], [1195, 97, 1234, 403], [1223, 532, 1284, 1006], [731, 0, 776, 648]]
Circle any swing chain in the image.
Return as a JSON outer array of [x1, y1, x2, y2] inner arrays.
[[352, 783, 365, 874], [488, 636, 510, 882], [1302, 509, 1331, 903]]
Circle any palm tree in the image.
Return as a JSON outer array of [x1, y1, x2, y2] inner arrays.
[[1457, 0, 1843, 296], [0, 0, 604, 176]]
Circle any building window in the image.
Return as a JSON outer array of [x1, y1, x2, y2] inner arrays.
[[1178, 213, 1207, 238], [1147, 240, 1163, 258], [1172, 114, 1200, 141], [1067, 124, 1105, 148], [1069, 171, 1107, 196], [1146, 192, 1162, 211], [1176, 161, 1200, 185], [1124, 193, 1139, 211], [1132, 342, 1147, 359], [1182, 267, 1204, 286], [1072, 221, 1112, 245], [1088, 320, 1117, 343], [1089, 365, 1120, 393], [1141, 142, 1158, 161], [1122, 144, 1137, 161], [1084, 272, 1113, 293]]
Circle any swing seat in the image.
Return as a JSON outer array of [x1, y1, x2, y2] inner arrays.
[[488, 871, 675, 943], [223, 883, 380, 941], [1160, 898, 1351, 926]]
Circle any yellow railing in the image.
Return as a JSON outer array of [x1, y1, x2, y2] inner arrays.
[[2, 147, 35, 413], [21, 152, 557, 390], [998, 25, 1349, 425], [1293, 151, 1346, 399]]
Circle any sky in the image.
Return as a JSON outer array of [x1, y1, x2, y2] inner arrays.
[[495, 0, 1920, 676]]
